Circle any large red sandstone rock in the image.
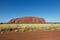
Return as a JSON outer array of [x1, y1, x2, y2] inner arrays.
[[8, 16, 46, 23]]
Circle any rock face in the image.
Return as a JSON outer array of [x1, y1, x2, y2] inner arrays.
[[8, 16, 46, 23]]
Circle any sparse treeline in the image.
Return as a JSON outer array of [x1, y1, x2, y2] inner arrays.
[[0, 22, 9, 24], [0, 22, 45, 24], [0, 22, 60, 24]]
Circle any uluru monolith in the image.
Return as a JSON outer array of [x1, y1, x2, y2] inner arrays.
[[8, 16, 46, 23]]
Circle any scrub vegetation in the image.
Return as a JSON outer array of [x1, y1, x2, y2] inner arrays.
[[0, 24, 60, 32]]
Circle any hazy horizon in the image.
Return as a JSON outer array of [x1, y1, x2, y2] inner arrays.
[[0, 0, 60, 22]]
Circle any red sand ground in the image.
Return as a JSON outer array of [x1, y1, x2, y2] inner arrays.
[[0, 30, 60, 40]]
